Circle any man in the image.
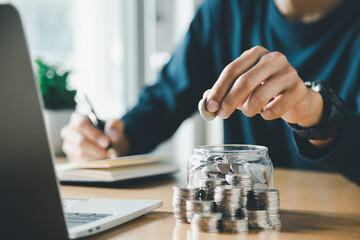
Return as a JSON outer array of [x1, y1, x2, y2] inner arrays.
[[61, 0, 360, 184]]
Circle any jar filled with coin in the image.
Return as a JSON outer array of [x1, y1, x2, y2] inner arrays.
[[187, 144, 273, 190]]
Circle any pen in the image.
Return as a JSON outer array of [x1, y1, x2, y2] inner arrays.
[[76, 92, 117, 159]]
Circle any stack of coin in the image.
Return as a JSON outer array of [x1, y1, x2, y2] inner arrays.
[[226, 174, 253, 215], [186, 200, 213, 223], [173, 185, 199, 223], [226, 174, 253, 188], [214, 186, 242, 217], [247, 210, 273, 229], [199, 178, 227, 200], [221, 217, 248, 233], [237, 208, 249, 219], [173, 184, 282, 233], [252, 189, 281, 226], [191, 212, 222, 233]]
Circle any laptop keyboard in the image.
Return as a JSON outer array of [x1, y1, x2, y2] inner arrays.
[[65, 212, 113, 228], [62, 198, 113, 228]]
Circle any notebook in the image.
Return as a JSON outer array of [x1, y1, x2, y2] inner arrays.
[[56, 154, 179, 182]]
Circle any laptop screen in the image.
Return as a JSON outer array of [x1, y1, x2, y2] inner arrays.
[[0, 4, 68, 239]]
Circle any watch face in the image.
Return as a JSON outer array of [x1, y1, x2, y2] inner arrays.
[[312, 84, 322, 92], [304, 81, 312, 88]]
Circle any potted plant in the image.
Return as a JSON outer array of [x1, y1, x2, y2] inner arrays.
[[36, 59, 76, 155]]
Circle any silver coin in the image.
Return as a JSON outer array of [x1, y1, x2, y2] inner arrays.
[[186, 200, 213, 223], [247, 189, 282, 227], [214, 186, 242, 217], [230, 162, 251, 174], [199, 98, 216, 121], [226, 174, 253, 189], [199, 178, 226, 200], [191, 212, 222, 232], [206, 155, 223, 163], [173, 179, 282, 232], [249, 164, 267, 184], [221, 217, 248, 233], [217, 163, 231, 174], [253, 183, 267, 189], [172, 185, 200, 223], [247, 210, 273, 229]]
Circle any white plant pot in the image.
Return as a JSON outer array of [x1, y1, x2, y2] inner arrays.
[[43, 109, 73, 156]]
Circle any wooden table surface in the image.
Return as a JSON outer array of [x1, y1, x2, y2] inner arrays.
[[60, 168, 360, 240]]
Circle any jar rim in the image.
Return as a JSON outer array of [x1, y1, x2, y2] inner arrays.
[[194, 144, 268, 154]]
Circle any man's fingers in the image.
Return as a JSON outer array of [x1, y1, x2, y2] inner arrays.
[[260, 91, 301, 121], [207, 46, 269, 113], [72, 113, 110, 148], [203, 46, 308, 124], [217, 51, 288, 119], [63, 142, 105, 162], [68, 131, 106, 159], [241, 67, 297, 117], [62, 133, 108, 162]]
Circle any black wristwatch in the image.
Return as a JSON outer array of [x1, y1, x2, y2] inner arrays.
[[287, 80, 346, 140]]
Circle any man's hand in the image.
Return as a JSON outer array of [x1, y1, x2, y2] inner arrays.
[[61, 112, 129, 162], [203, 46, 324, 128]]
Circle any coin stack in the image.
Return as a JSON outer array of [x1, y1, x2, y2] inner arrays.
[[214, 186, 242, 217], [172, 183, 282, 234], [226, 174, 253, 217], [191, 212, 222, 233], [221, 217, 248, 233], [173, 186, 199, 223], [226, 174, 253, 189], [247, 210, 273, 229], [186, 200, 213, 223], [199, 178, 227, 200], [252, 189, 281, 226]]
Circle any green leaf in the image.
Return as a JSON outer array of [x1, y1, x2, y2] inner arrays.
[[35, 58, 76, 110]]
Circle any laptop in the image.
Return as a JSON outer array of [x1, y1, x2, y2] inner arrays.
[[0, 4, 162, 239]]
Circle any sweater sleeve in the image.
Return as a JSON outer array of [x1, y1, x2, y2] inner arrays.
[[292, 105, 360, 184], [121, 1, 217, 155]]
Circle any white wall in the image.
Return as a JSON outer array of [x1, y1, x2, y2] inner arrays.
[[71, 0, 125, 120]]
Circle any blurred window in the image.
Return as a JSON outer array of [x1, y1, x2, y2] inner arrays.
[[1, 0, 223, 160]]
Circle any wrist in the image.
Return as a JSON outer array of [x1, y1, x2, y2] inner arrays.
[[287, 80, 346, 141], [297, 89, 324, 127]]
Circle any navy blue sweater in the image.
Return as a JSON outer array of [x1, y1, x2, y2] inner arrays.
[[122, 0, 360, 184]]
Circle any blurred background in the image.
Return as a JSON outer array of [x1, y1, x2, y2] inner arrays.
[[1, 0, 223, 167]]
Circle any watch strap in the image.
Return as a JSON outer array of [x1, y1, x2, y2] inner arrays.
[[287, 80, 346, 140]]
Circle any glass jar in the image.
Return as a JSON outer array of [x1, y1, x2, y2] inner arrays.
[[187, 144, 273, 189]]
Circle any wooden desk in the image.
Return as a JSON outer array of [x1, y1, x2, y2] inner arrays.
[[60, 169, 360, 240]]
